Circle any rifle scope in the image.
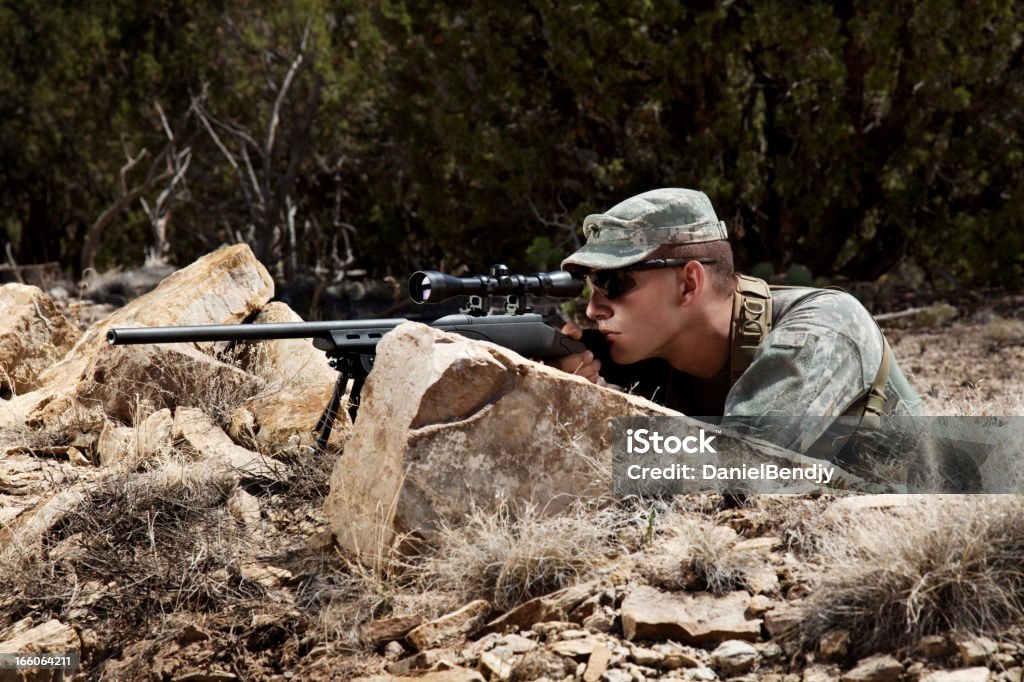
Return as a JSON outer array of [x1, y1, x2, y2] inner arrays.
[[408, 265, 583, 304]]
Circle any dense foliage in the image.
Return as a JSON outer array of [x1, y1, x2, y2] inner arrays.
[[2, 1, 1022, 286]]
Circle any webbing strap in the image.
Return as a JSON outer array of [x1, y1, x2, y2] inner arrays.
[[730, 275, 773, 387], [859, 337, 892, 430]]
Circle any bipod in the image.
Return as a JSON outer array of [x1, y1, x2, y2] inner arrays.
[[313, 353, 373, 453]]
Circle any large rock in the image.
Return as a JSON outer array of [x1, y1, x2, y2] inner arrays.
[[0, 283, 80, 396], [229, 301, 352, 450], [73, 342, 263, 425], [324, 322, 678, 562], [245, 301, 336, 388], [22, 244, 274, 429]]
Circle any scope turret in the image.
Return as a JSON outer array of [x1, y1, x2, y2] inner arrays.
[[408, 265, 583, 304]]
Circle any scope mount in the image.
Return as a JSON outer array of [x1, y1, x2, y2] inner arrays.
[[460, 264, 533, 317]]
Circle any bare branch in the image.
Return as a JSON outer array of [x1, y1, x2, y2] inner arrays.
[[81, 162, 173, 273], [117, 144, 150, 196], [192, 94, 241, 173], [239, 145, 264, 212], [265, 18, 312, 165], [155, 101, 175, 143], [192, 90, 262, 226], [527, 196, 581, 249], [285, 194, 298, 274]]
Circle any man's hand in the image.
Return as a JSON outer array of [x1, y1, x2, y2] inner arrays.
[[548, 323, 601, 383]]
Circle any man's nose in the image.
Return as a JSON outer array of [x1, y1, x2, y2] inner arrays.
[[586, 292, 611, 320]]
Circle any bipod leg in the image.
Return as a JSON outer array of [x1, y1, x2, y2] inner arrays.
[[314, 368, 349, 453], [347, 371, 366, 423]]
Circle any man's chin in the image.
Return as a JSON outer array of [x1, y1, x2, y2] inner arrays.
[[608, 344, 642, 366]]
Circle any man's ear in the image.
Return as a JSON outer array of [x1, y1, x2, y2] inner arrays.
[[677, 260, 704, 305]]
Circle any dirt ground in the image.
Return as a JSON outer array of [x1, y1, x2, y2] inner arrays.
[[883, 299, 1024, 416]]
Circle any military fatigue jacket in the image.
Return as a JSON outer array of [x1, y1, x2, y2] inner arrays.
[[584, 286, 924, 454]]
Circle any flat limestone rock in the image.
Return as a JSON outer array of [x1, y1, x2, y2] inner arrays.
[[325, 322, 679, 563], [0, 618, 80, 656], [479, 581, 597, 635], [355, 670, 484, 682], [173, 407, 284, 480], [360, 615, 426, 646], [840, 654, 904, 682], [406, 600, 491, 652], [921, 668, 991, 682], [620, 586, 762, 645]]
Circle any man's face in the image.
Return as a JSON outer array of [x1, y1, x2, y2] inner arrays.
[[585, 266, 686, 365]]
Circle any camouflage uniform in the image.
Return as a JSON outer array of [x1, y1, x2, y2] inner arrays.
[[726, 286, 923, 452], [562, 188, 924, 455]]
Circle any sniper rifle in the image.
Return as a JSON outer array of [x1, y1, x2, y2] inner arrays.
[[107, 265, 586, 451]]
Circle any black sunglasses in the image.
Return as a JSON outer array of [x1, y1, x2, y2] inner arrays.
[[585, 258, 716, 300]]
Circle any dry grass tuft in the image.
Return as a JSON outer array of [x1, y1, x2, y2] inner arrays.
[[718, 494, 835, 557], [672, 517, 757, 594], [167, 344, 275, 427], [276, 443, 337, 504], [640, 505, 779, 595], [984, 315, 1024, 346], [415, 500, 626, 611], [0, 459, 266, 645], [795, 495, 1024, 657], [296, 555, 420, 651]]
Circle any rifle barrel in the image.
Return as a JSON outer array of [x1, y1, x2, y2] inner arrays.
[[107, 314, 586, 359], [106, 319, 409, 345]]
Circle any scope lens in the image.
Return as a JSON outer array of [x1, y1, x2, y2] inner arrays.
[[408, 271, 434, 303]]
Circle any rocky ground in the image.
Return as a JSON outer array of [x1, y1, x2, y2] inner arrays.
[[1, 260, 1023, 682]]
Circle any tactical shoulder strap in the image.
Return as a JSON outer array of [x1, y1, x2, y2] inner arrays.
[[730, 275, 773, 387], [729, 276, 893, 425]]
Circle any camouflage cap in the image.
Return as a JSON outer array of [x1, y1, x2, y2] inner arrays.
[[561, 188, 727, 271]]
